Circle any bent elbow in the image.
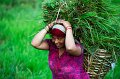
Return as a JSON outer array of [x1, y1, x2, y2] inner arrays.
[[66, 46, 75, 51], [66, 47, 74, 52], [31, 41, 37, 47], [66, 47, 81, 56]]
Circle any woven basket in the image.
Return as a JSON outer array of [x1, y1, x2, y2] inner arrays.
[[84, 49, 113, 79]]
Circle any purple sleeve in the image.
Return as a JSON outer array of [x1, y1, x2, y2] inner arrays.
[[45, 39, 50, 44], [76, 43, 84, 54], [45, 39, 52, 46]]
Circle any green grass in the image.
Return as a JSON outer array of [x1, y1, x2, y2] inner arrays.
[[104, 58, 120, 79], [0, 1, 52, 79]]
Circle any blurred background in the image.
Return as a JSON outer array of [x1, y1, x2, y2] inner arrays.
[[0, 0, 120, 79], [0, 0, 52, 79]]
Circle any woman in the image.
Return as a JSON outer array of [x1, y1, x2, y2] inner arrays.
[[31, 19, 90, 79]]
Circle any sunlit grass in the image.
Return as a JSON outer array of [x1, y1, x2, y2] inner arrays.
[[0, 1, 52, 79]]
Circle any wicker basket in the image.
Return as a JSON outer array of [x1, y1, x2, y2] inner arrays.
[[84, 49, 113, 79]]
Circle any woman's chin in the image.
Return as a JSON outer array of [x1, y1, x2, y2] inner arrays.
[[57, 46, 61, 48], [57, 46, 64, 49]]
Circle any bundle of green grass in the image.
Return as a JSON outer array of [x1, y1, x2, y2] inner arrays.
[[42, 0, 120, 78]]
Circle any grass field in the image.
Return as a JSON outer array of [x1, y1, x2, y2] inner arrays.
[[0, 1, 52, 79]]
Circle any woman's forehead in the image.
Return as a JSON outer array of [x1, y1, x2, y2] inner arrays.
[[52, 35, 64, 38]]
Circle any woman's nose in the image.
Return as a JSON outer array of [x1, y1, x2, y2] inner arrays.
[[55, 39, 59, 44]]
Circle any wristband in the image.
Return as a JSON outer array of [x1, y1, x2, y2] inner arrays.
[[47, 25, 50, 29], [44, 26, 49, 32], [66, 27, 72, 30], [44, 28, 48, 32]]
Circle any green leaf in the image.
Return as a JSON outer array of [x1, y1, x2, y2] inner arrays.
[[81, 12, 97, 19]]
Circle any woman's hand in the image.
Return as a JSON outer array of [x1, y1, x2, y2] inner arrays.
[[45, 21, 56, 31], [56, 19, 71, 29], [48, 21, 56, 28]]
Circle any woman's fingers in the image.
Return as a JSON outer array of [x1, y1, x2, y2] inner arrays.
[[56, 19, 64, 24], [48, 19, 71, 29], [47, 21, 56, 28], [55, 19, 71, 28]]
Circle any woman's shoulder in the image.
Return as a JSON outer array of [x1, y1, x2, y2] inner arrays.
[[45, 39, 52, 45], [75, 39, 84, 54], [45, 39, 56, 48], [45, 39, 52, 42]]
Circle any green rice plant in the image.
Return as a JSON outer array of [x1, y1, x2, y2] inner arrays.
[[0, 0, 52, 79], [104, 58, 120, 79], [42, 0, 120, 57]]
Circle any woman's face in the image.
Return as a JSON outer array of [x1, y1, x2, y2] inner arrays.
[[52, 35, 65, 49]]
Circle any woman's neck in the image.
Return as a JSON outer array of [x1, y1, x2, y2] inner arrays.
[[58, 48, 65, 57]]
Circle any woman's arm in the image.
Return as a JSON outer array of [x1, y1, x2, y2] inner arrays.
[[65, 27, 82, 56], [56, 20, 82, 56], [31, 22, 54, 50]]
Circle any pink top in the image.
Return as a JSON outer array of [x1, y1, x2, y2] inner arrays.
[[46, 39, 90, 79]]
